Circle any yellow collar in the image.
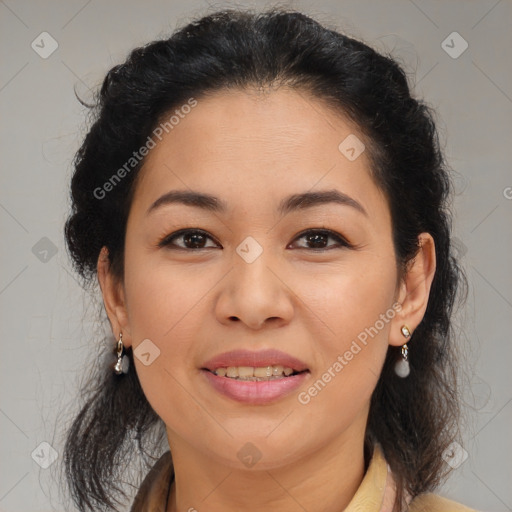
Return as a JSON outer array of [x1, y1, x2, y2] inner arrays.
[[131, 443, 396, 512], [130, 442, 479, 511]]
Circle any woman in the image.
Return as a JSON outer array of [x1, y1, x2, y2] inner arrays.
[[63, 7, 476, 512]]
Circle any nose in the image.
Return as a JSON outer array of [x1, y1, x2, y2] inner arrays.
[[215, 247, 294, 330]]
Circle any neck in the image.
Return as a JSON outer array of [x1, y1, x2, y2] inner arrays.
[[165, 425, 368, 512]]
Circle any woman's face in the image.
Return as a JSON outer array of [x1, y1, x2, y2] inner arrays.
[[103, 87, 417, 470]]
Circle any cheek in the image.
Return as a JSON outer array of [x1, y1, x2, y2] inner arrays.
[[123, 253, 207, 340], [122, 257, 207, 426], [300, 256, 398, 347], [293, 262, 397, 430], [296, 255, 398, 412]]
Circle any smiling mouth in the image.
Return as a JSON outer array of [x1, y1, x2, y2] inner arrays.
[[206, 365, 308, 381]]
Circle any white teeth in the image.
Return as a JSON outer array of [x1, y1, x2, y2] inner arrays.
[[272, 365, 284, 376], [254, 366, 273, 378], [213, 365, 297, 380], [237, 366, 254, 378], [226, 367, 238, 378]]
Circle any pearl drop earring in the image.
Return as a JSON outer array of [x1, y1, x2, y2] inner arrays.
[[394, 325, 411, 378]]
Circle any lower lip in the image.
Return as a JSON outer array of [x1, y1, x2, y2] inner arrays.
[[202, 370, 309, 405]]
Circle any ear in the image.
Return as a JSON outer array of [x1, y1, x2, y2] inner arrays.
[[389, 233, 436, 347], [97, 246, 132, 347]]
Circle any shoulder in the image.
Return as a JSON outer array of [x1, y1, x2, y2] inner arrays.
[[409, 492, 480, 512], [130, 451, 174, 512]]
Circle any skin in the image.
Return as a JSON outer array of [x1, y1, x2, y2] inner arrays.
[[98, 87, 436, 512]]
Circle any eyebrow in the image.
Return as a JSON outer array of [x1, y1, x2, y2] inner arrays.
[[146, 189, 367, 217]]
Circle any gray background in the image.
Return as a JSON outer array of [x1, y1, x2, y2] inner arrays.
[[1, 0, 511, 511]]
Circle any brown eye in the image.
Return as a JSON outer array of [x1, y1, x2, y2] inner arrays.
[[158, 228, 352, 252], [290, 229, 352, 251], [158, 229, 219, 250]]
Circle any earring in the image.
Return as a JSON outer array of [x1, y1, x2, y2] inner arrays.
[[114, 333, 129, 375], [394, 325, 411, 378]]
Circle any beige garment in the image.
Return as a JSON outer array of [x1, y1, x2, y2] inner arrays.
[[130, 444, 479, 512]]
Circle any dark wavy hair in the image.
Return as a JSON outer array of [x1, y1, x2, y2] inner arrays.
[[62, 7, 467, 512]]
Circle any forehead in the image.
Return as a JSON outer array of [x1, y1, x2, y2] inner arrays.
[[130, 87, 388, 222], [143, 87, 364, 164]]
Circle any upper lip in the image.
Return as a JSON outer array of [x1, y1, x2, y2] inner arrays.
[[202, 349, 309, 372]]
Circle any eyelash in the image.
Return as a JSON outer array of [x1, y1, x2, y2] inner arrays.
[[157, 228, 354, 252]]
